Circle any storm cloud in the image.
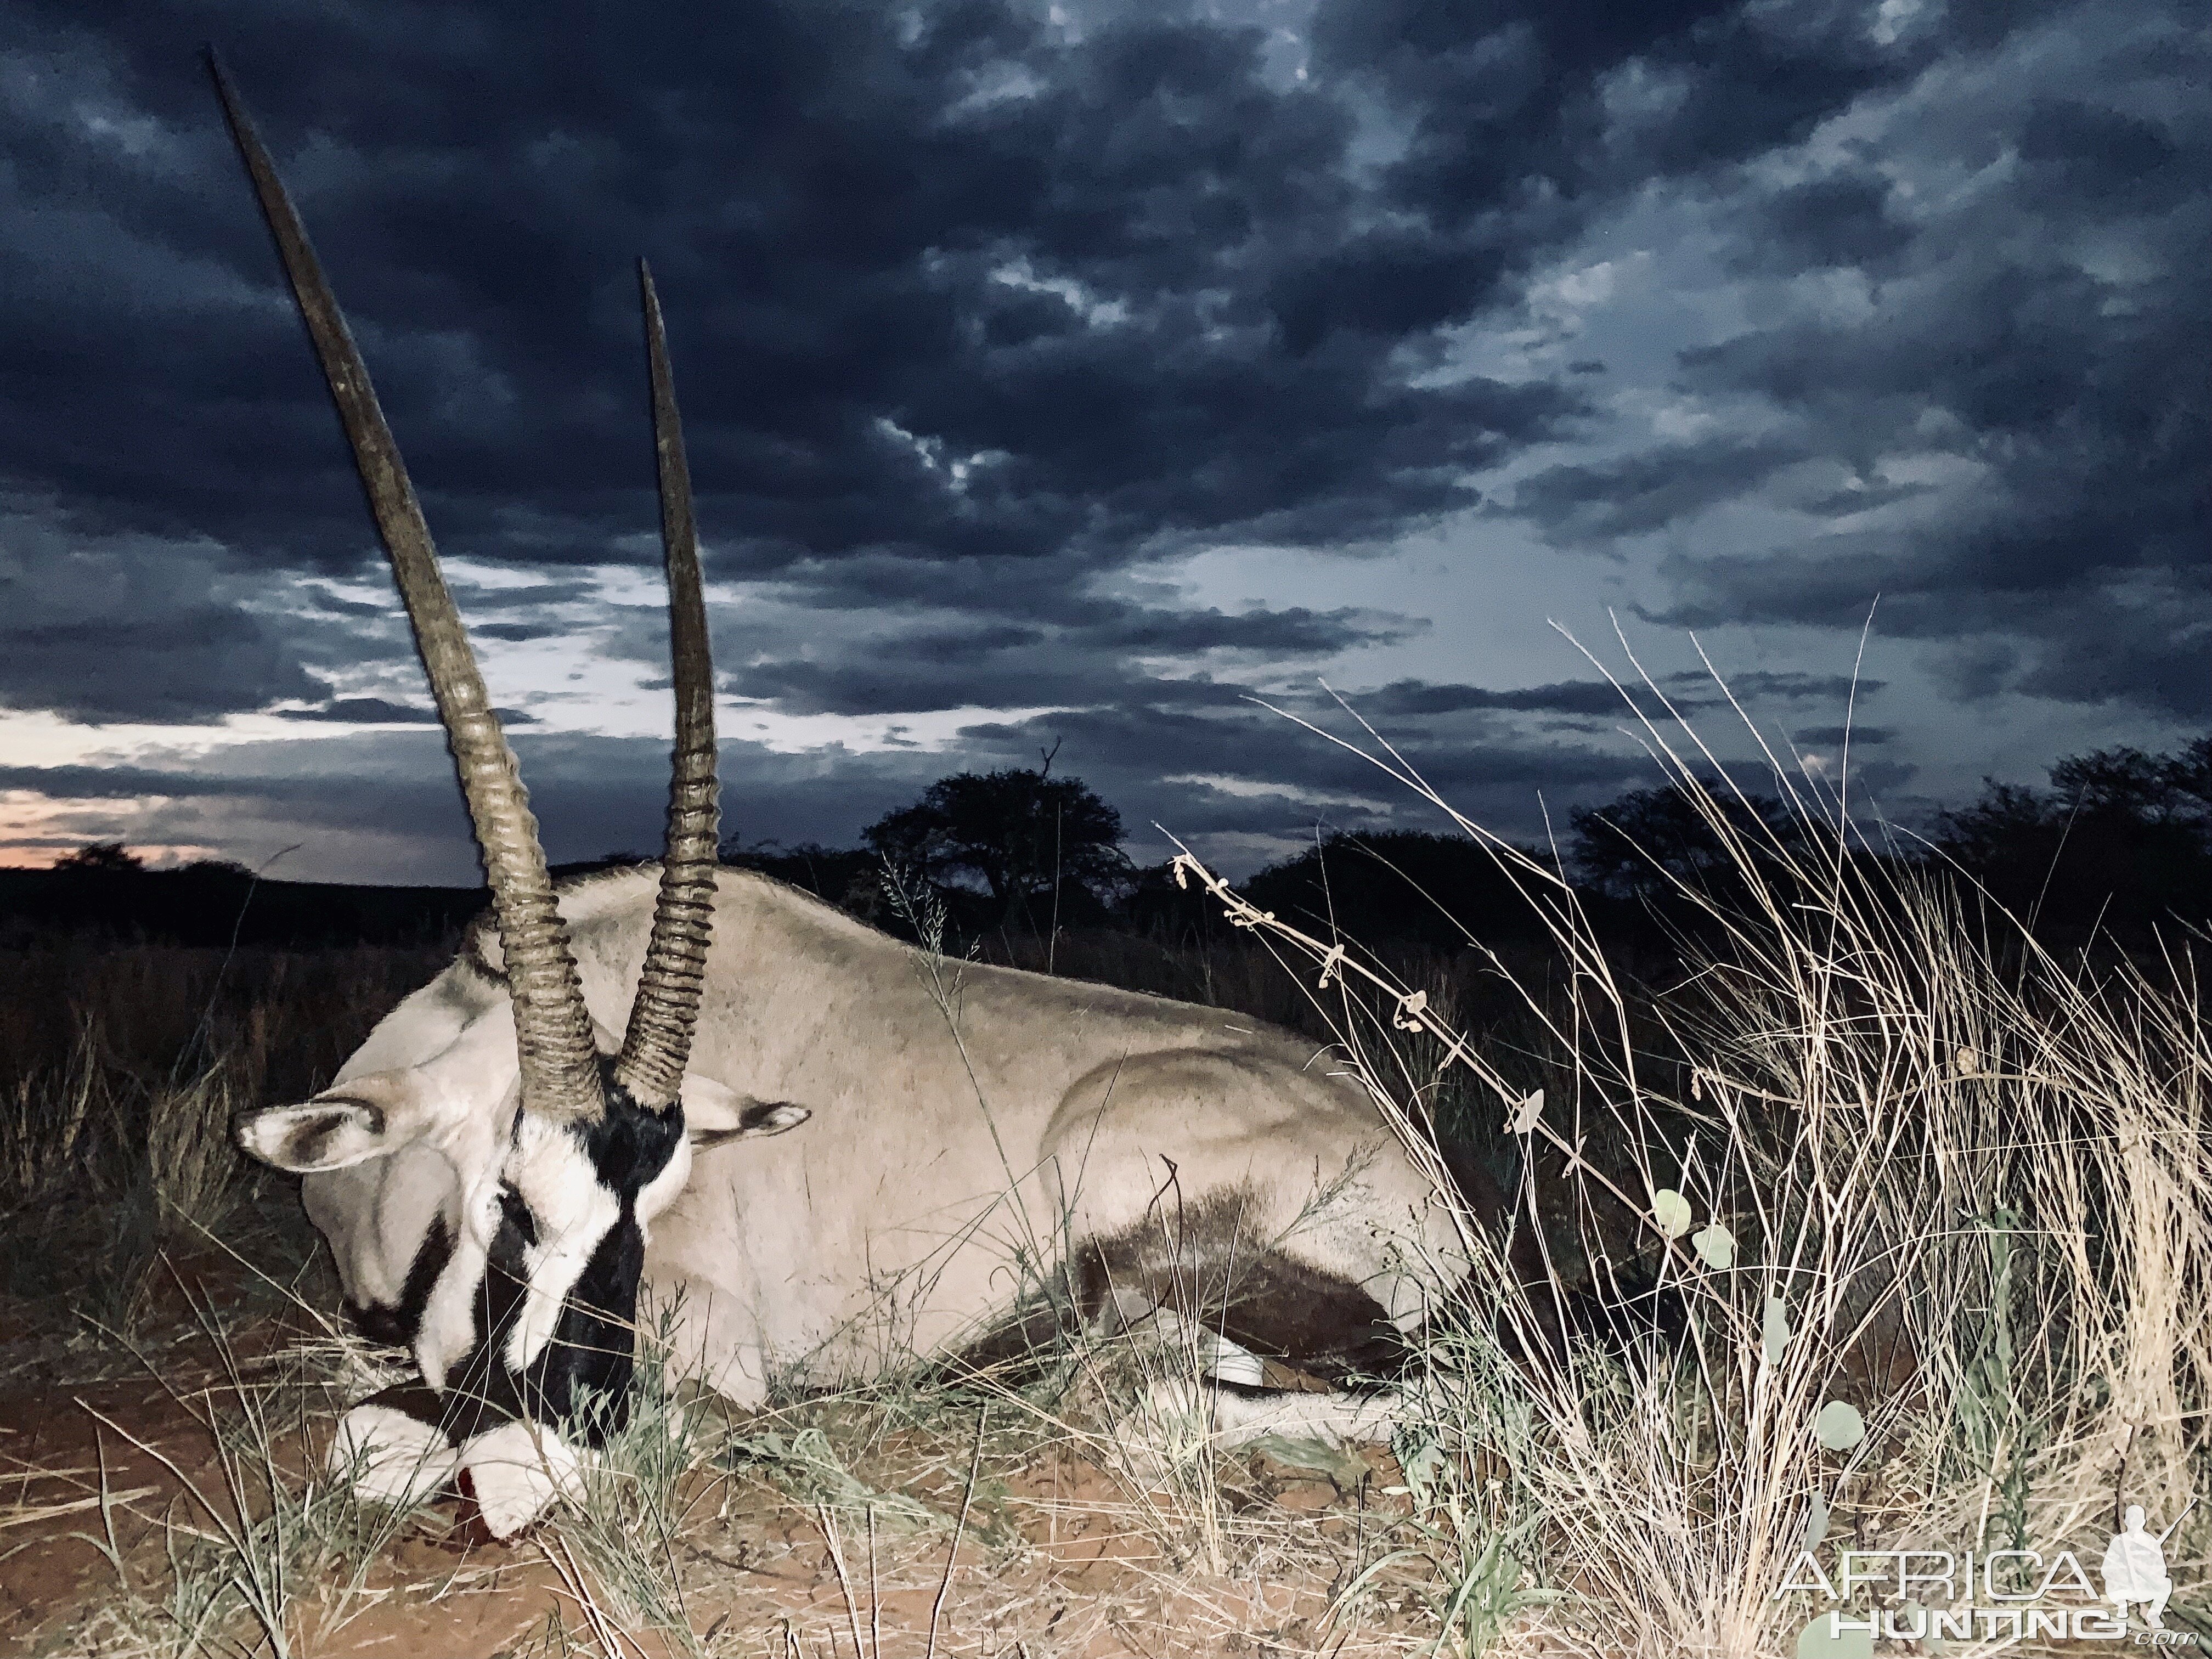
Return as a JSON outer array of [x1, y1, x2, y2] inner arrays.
[[1620, 15, 2207, 713], [1, 2, 1580, 580], [0, 0, 2199, 874]]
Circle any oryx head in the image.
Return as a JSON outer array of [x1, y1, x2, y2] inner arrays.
[[211, 55, 730, 1451]]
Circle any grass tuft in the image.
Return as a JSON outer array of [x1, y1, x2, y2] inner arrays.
[[1165, 674, 2211, 1654], [6, 689, 2208, 1656]]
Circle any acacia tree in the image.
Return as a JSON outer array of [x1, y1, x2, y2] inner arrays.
[[1568, 783, 1813, 901], [863, 767, 1131, 930], [1931, 736, 2212, 942], [53, 842, 143, 872]]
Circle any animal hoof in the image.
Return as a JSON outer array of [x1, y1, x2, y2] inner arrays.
[[459, 1420, 585, 1539], [329, 1401, 459, 1506]]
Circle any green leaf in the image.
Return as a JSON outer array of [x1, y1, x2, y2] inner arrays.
[[1763, 1296, 1792, 1365], [1243, 1433, 1370, 1488], [1402, 1440, 1447, 1487], [1902, 1599, 1945, 1654], [1652, 1188, 1693, 1238], [1692, 1221, 1735, 1269], [1795, 1614, 1874, 1658], [1814, 1400, 1866, 1451], [1803, 1491, 1830, 1550]]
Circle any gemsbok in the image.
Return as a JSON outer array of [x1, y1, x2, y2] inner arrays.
[[211, 57, 1541, 1538]]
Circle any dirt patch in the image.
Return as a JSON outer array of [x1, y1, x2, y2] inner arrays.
[[2, 1264, 1457, 1658]]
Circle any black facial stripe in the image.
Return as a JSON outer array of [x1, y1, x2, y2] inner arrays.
[[436, 1195, 534, 1443], [430, 1081, 685, 1448], [496, 1184, 539, 1248], [535, 1212, 648, 1443], [584, 1074, 687, 1188], [435, 1192, 653, 1448], [346, 1212, 454, 1350]]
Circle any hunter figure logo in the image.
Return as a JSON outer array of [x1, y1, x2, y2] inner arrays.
[[2103, 1505, 2176, 1630], [1781, 1502, 2198, 1652]]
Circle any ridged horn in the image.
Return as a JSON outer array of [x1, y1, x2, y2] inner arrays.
[[612, 262, 719, 1113], [208, 53, 606, 1127]]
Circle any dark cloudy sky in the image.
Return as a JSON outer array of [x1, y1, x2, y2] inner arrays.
[[1, 0, 2202, 883]]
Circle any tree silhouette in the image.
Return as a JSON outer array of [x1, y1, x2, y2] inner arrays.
[[1568, 783, 1811, 901], [1932, 736, 2212, 943], [2049, 738, 2212, 826], [863, 767, 1130, 932], [53, 842, 143, 872]]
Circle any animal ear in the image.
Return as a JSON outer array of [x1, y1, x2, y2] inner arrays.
[[682, 1076, 812, 1150], [233, 1054, 480, 1171], [238, 986, 520, 1173], [235, 1082, 411, 1172]]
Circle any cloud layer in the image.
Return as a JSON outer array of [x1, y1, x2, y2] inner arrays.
[[0, 0, 2199, 876]]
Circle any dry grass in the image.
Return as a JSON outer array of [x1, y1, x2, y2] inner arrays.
[[1160, 682, 2212, 1655], [4, 696, 2209, 1655], [0, 938, 442, 1335]]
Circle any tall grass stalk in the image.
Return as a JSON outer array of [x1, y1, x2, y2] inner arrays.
[[76, 1279, 443, 1657], [552, 1298, 730, 1653], [1175, 685, 2209, 1655]]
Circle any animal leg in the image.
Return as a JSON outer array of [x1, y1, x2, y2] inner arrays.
[[328, 1383, 460, 1506], [459, 1419, 589, 1541], [1206, 1381, 1398, 1447], [1117, 1305, 1266, 1384], [1120, 1314, 1401, 1447], [1076, 1221, 1409, 1385], [1088, 1229, 1415, 1451]]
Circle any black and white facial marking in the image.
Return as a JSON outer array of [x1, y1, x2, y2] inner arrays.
[[289, 1092, 680, 1536], [347, 1212, 455, 1349], [330, 1079, 812, 1441], [278, 1069, 813, 1537], [431, 1072, 686, 1447]]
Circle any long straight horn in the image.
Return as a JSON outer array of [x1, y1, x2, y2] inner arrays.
[[207, 54, 605, 1128], [612, 263, 718, 1112]]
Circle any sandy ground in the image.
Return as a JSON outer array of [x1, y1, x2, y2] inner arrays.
[[1, 1256, 1454, 1658]]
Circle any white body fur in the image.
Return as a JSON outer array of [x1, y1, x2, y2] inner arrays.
[[300, 865, 1464, 1414]]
